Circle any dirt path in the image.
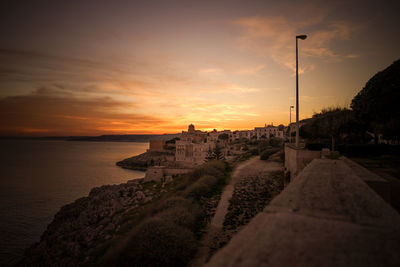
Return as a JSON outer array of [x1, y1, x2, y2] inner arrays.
[[190, 155, 283, 266]]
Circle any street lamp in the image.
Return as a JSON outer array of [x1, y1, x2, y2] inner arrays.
[[296, 34, 307, 148], [289, 105, 294, 143]]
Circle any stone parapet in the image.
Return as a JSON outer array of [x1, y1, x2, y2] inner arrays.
[[207, 158, 400, 267]]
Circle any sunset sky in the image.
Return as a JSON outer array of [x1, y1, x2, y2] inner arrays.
[[0, 0, 399, 136]]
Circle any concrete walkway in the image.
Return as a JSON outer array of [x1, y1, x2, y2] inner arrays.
[[190, 156, 282, 267], [207, 158, 400, 267]]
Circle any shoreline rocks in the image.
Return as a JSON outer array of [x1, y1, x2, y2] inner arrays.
[[116, 150, 175, 171], [19, 180, 160, 266]]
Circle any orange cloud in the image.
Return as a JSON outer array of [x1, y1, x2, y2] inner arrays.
[[0, 93, 168, 136], [232, 13, 360, 73]]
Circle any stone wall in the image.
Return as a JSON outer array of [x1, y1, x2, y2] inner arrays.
[[284, 144, 321, 182], [149, 140, 166, 151], [144, 166, 192, 182], [207, 158, 400, 267]]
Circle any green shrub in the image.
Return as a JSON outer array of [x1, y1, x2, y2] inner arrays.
[[155, 205, 201, 230], [260, 148, 280, 160], [258, 140, 270, 153], [189, 161, 226, 182], [116, 218, 198, 267], [249, 148, 259, 155], [184, 175, 219, 199], [152, 197, 201, 230], [269, 137, 283, 148], [234, 151, 253, 162], [171, 161, 226, 192], [153, 197, 192, 213]]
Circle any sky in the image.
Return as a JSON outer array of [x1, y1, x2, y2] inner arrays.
[[0, 0, 399, 136]]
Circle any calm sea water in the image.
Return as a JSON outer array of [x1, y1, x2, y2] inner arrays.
[[0, 140, 148, 266]]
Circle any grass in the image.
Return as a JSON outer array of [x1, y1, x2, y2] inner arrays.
[[116, 218, 198, 267], [97, 160, 231, 266], [260, 148, 280, 160]]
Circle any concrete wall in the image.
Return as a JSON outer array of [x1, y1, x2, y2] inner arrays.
[[285, 144, 321, 181]]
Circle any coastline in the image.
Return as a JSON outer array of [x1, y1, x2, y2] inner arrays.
[[19, 147, 286, 266], [116, 149, 175, 171], [0, 140, 148, 266], [19, 160, 230, 266]]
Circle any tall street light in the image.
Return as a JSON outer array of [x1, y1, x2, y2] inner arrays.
[[289, 105, 294, 143], [296, 34, 307, 148]]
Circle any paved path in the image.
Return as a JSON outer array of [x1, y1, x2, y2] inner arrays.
[[190, 155, 283, 267]]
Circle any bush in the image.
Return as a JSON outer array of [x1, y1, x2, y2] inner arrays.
[[190, 161, 226, 180], [249, 148, 259, 155], [172, 161, 226, 191], [184, 175, 219, 199], [116, 218, 198, 267], [155, 205, 201, 230], [260, 148, 280, 160], [269, 137, 283, 148], [258, 140, 270, 153], [153, 197, 192, 213], [234, 151, 253, 162]]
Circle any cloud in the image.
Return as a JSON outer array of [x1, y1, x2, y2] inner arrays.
[[198, 68, 224, 74], [0, 92, 167, 136], [0, 48, 154, 95], [231, 12, 360, 73], [214, 83, 261, 94], [235, 64, 266, 75]]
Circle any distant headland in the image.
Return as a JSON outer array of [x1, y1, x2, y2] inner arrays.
[[0, 134, 180, 142]]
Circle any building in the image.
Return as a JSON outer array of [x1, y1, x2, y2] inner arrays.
[[176, 124, 215, 166], [149, 140, 166, 151], [254, 125, 284, 139]]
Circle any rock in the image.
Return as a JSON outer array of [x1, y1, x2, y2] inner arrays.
[[19, 179, 161, 266], [135, 190, 145, 201], [143, 196, 153, 203], [165, 175, 173, 183], [116, 150, 175, 171]]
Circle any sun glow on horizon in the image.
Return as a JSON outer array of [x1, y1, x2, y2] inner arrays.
[[0, 1, 399, 136]]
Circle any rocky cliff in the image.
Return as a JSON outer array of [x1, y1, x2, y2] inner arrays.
[[19, 180, 158, 266]]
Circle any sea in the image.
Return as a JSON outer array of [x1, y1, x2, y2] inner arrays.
[[0, 140, 148, 266]]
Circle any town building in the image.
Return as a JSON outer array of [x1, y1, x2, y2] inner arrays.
[[175, 124, 215, 166], [254, 125, 284, 139]]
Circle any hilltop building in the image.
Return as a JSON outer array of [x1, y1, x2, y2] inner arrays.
[[175, 123, 284, 166], [254, 125, 284, 139], [176, 124, 215, 166]]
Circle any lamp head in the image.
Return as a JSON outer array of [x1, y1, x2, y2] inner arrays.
[[296, 35, 307, 40]]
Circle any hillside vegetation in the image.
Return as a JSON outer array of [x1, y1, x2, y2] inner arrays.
[[20, 161, 230, 267]]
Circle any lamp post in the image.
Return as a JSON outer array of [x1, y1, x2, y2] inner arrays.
[[296, 34, 307, 148], [289, 105, 294, 143]]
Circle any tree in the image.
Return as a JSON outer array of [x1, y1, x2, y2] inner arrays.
[[351, 59, 400, 143], [204, 145, 224, 161], [300, 107, 357, 151]]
